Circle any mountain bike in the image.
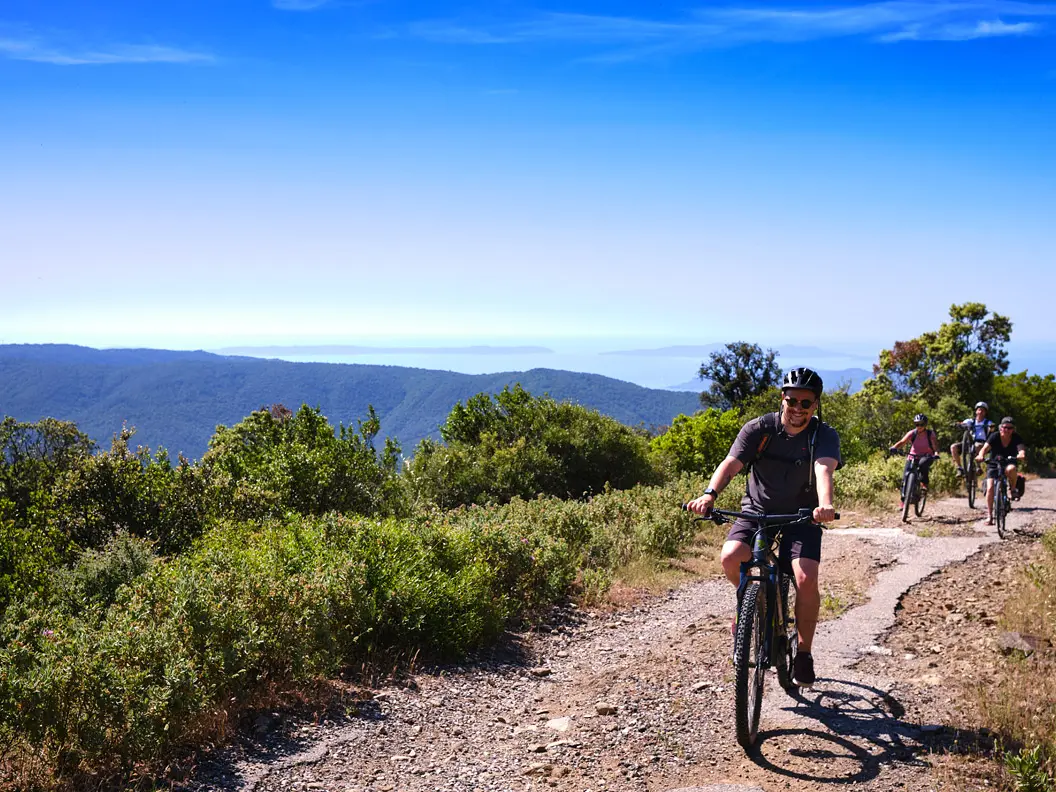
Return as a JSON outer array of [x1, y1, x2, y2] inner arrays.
[[890, 449, 937, 522], [958, 426, 979, 509], [684, 505, 836, 750], [988, 454, 1018, 540]]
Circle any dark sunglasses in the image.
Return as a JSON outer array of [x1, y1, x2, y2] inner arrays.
[[1000, 424, 1014, 430], [783, 396, 816, 409], [914, 423, 926, 427]]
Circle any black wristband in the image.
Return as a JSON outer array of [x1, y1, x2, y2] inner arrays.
[[704, 487, 718, 498]]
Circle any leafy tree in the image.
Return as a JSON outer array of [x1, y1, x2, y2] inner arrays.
[[407, 386, 658, 508], [874, 302, 1011, 405], [992, 372, 1056, 450], [698, 342, 780, 410]]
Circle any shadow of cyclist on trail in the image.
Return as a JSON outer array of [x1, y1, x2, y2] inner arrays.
[[749, 677, 996, 784]]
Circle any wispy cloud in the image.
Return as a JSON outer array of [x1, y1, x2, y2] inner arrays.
[[0, 37, 213, 65], [406, 1, 1055, 58], [879, 18, 1039, 40]]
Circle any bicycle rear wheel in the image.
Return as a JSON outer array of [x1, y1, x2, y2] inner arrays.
[[775, 577, 798, 693], [734, 582, 766, 750], [996, 481, 1009, 539], [901, 471, 915, 523]]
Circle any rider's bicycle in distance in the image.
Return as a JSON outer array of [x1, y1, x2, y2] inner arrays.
[[684, 504, 837, 751], [888, 447, 939, 523], [985, 454, 1019, 539], [955, 422, 980, 509]]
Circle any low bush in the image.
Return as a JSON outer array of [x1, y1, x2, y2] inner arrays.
[[832, 452, 958, 509], [832, 453, 904, 507], [407, 386, 660, 508], [649, 408, 743, 477], [204, 404, 405, 521]]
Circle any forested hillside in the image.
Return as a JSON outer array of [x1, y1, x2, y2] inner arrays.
[[0, 345, 699, 458]]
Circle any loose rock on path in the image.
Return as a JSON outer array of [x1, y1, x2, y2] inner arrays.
[[188, 480, 1056, 792]]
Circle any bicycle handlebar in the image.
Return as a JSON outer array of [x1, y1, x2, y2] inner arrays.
[[681, 504, 839, 525]]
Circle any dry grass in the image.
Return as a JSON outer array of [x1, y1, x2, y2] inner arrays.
[[970, 530, 1056, 786], [593, 525, 727, 611]]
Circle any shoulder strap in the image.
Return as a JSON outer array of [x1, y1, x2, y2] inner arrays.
[[807, 416, 821, 490], [754, 411, 779, 460], [744, 412, 779, 505]]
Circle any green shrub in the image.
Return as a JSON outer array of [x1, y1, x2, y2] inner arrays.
[[48, 532, 156, 617], [649, 408, 743, 476], [49, 429, 214, 555], [204, 404, 405, 520], [0, 499, 72, 618], [1004, 745, 1054, 792], [833, 453, 904, 507], [407, 386, 659, 508]]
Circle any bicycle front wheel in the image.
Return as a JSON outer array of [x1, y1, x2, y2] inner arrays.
[[734, 581, 767, 750], [996, 482, 1009, 539], [775, 577, 798, 693], [914, 480, 928, 517], [901, 472, 915, 523]]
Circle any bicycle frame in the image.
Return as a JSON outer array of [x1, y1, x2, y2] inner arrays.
[[736, 524, 787, 668], [711, 508, 822, 666]]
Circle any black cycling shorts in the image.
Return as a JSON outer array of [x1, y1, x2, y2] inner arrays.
[[987, 460, 1018, 479], [725, 518, 823, 565]]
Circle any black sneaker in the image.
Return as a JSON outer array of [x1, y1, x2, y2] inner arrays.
[[956, 466, 965, 478], [792, 651, 816, 687]]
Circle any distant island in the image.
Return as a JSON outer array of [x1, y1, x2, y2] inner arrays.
[[602, 344, 864, 360], [214, 345, 555, 356]]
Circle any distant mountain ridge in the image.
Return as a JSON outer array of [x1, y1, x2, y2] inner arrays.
[[0, 345, 701, 459]]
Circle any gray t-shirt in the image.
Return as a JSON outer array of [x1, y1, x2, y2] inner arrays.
[[729, 412, 841, 513]]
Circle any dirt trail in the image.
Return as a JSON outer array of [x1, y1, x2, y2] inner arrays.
[[189, 480, 1056, 792]]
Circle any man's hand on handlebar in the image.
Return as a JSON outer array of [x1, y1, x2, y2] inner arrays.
[[813, 505, 837, 523], [685, 494, 715, 516]]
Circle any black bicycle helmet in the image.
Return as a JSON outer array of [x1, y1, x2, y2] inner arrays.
[[782, 367, 824, 397], [1000, 416, 1015, 426], [975, 401, 989, 411], [913, 413, 928, 425]]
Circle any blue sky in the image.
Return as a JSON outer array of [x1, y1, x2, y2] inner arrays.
[[2, 1, 1055, 368]]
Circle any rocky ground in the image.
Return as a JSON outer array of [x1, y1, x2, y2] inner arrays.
[[185, 479, 1056, 792]]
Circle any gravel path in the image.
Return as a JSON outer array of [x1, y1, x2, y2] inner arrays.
[[187, 480, 1056, 792]]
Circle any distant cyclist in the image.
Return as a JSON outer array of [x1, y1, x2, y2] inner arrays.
[[976, 416, 1027, 525], [686, 367, 840, 687], [951, 401, 995, 477], [889, 413, 939, 508]]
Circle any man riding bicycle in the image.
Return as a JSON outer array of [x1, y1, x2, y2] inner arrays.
[[889, 413, 939, 509], [686, 367, 840, 687], [976, 416, 1027, 526], [951, 401, 995, 476]]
